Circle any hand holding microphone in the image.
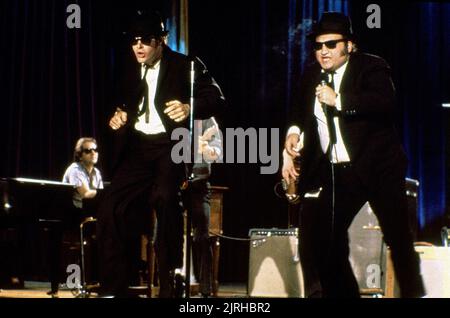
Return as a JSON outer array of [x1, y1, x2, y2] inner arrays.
[[315, 83, 337, 107], [317, 72, 338, 146]]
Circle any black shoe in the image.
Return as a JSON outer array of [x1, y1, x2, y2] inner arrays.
[[46, 290, 58, 298], [174, 273, 185, 298], [96, 294, 115, 298], [158, 272, 175, 298]]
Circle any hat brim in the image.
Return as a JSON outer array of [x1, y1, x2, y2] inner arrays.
[[307, 30, 354, 41], [123, 30, 169, 38]]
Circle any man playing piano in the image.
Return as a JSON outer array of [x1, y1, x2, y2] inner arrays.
[[42, 137, 104, 296], [62, 137, 104, 209]]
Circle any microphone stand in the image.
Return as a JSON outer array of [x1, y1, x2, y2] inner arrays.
[[182, 61, 196, 298], [320, 80, 337, 161], [320, 77, 337, 258]]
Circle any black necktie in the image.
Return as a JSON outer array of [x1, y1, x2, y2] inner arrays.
[[137, 65, 150, 123], [324, 71, 337, 147], [328, 71, 335, 91]]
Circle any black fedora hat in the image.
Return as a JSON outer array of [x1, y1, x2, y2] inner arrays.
[[307, 12, 354, 40], [124, 10, 169, 38]]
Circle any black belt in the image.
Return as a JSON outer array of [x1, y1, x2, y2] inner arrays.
[[332, 162, 352, 169]]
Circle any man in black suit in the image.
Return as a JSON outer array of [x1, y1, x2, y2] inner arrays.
[[282, 12, 424, 298], [97, 10, 225, 297]]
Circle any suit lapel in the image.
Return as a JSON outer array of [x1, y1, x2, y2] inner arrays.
[[307, 64, 321, 116], [339, 54, 357, 111], [155, 46, 171, 107], [311, 70, 321, 112]]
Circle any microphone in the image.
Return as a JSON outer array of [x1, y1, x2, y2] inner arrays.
[[319, 72, 337, 146]]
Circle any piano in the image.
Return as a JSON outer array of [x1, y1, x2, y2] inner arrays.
[[0, 177, 101, 287], [1, 178, 75, 221], [1, 178, 226, 295], [0, 177, 106, 220]]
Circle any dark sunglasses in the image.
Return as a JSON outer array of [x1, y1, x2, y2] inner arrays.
[[131, 36, 156, 46], [82, 148, 98, 154], [313, 39, 347, 51]]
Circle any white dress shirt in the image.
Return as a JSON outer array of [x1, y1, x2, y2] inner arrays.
[[287, 61, 351, 163], [134, 61, 167, 135]]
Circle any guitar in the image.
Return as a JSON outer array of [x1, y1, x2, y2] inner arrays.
[[197, 124, 221, 160], [281, 155, 302, 204], [281, 133, 304, 204]]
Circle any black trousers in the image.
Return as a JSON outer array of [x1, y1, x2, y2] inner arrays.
[[190, 180, 213, 296], [299, 156, 425, 298], [97, 132, 185, 297]]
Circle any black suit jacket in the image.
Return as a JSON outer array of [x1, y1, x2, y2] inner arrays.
[[111, 45, 226, 170], [289, 52, 407, 190]]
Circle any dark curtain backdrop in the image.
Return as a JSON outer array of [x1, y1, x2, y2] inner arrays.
[[349, 0, 450, 241], [1, 0, 109, 180], [0, 0, 171, 181], [401, 2, 450, 239], [1, 0, 449, 284]]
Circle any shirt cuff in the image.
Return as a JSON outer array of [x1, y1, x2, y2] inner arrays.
[[335, 94, 342, 110], [287, 126, 301, 137], [212, 146, 222, 158]]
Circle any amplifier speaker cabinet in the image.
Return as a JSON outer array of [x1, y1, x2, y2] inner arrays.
[[348, 178, 420, 296], [248, 228, 304, 298], [350, 208, 450, 298], [385, 246, 450, 298], [348, 202, 387, 295], [405, 178, 419, 241]]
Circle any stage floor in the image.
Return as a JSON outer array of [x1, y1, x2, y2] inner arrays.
[[0, 281, 248, 298]]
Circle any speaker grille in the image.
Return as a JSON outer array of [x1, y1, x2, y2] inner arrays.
[[348, 202, 386, 294], [248, 229, 304, 297]]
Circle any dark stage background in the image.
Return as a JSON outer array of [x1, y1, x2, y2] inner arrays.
[[0, 0, 449, 284]]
